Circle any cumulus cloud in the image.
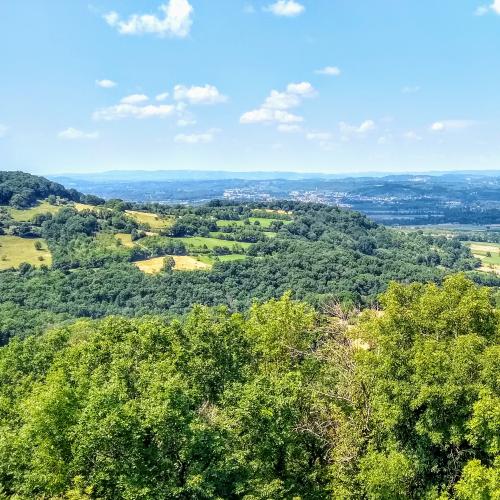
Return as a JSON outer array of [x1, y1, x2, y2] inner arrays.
[[264, 0, 305, 17], [173, 84, 227, 105], [96, 79, 117, 88], [475, 0, 500, 15], [240, 81, 316, 127], [339, 120, 375, 135], [240, 108, 303, 124], [430, 120, 475, 132], [104, 0, 193, 38], [58, 127, 99, 140], [174, 128, 218, 144], [93, 103, 175, 121], [286, 81, 316, 97], [315, 66, 341, 76], [156, 92, 170, 101], [121, 94, 149, 104], [263, 90, 301, 110]]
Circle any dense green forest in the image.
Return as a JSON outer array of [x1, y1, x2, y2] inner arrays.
[[0, 276, 498, 498], [0, 172, 499, 498]]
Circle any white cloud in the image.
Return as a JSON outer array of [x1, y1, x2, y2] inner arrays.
[[403, 131, 422, 141], [241, 82, 316, 126], [174, 129, 218, 144], [177, 117, 197, 127], [402, 85, 420, 94], [263, 90, 301, 110], [306, 131, 334, 150], [156, 92, 170, 101], [173, 84, 227, 105], [121, 94, 149, 104], [240, 108, 303, 124], [306, 132, 332, 141], [286, 81, 316, 97], [96, 79, 117, 88], [58, 127, 99, 140], [430, 120, 475, 132], [104, 0, 193, 38], [277, 124, 301, 133], [339, 120, 375, 135], [264, 0, 305, 17], [93, 103, 175, 121], [315, 66, 341, 76], [475, 1, 500, 15]]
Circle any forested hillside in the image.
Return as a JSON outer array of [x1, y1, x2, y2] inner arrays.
[[0, 276, 498, 498], [1, 172, 495, 344], [0, 171, 87, 208]]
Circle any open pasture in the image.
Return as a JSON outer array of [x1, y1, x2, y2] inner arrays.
[[175, 236, 251, 250], [0, 236, 51, 270], [467, 241, 500, 274], [134, 255, 211, 274], [125, 210, 174, 231], [114, 233, 135, 248], [4, 201, 61, 222]]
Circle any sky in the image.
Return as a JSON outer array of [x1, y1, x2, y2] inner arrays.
[[1, 0, 500, 175]]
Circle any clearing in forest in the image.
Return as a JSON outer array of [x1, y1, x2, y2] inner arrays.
[[174, 236, 251, 250], [115, 233, 135, 248], [5, 201, 61, 222], [134, 255, 211, 274], [0, 236, 52, 270], [467, 241, 500, 274], [125, 210, 174, 231]]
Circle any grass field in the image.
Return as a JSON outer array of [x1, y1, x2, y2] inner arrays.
[[3, 201, 61, 222], [115, 233, 135, 248], [197, 254, 247, 265], [0, 236, 52, 270], [125, 210, 174, 231], [175, 236, 251, 250], [73, 202, 97, 212], [134, 255, 211, 274], [467, 241, 500, 274]]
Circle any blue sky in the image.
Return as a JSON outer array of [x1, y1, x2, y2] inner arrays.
[[1, 0, 500, 174]]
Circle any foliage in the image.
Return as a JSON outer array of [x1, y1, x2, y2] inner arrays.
[[0, 171, 80, 208], [0, 277, 497, 498]]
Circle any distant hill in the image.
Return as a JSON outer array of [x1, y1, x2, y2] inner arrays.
[[0, 171, 82, 208]]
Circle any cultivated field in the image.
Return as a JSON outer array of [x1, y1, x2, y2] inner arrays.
[[134, 255, 211, 274], [467, 241, 500, 274], [125, 210, 174, 231], [0, 236, 52, 270]]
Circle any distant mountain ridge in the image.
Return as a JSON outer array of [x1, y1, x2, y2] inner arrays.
[[49, 169, 500, 184]]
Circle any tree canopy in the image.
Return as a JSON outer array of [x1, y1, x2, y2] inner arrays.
[[0, 276, 497, 499]]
